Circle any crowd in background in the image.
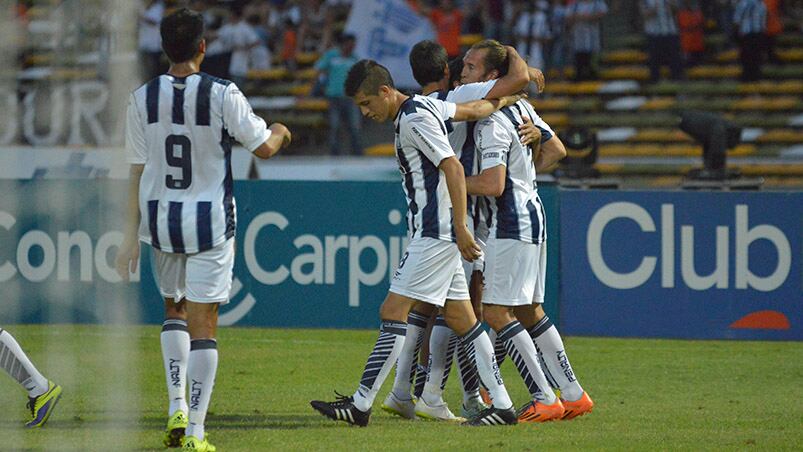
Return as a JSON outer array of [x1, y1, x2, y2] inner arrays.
[[127, 0, 801, 85]]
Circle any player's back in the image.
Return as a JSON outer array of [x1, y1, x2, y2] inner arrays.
[[128, 73, 238, 254]]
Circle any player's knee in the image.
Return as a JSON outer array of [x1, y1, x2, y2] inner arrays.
[[483, 305, 513, 331]]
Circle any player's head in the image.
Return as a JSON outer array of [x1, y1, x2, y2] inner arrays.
[[448, 57, 464, 89], [409, 40, 449, 87], [345, 59, 397, 122], [160, 8, 206, 65], [461, 39, 508, 84]]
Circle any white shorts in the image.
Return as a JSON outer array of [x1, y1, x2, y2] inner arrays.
[[152, 238, 234, 304], [482, 237, 543, 306], [390, 237, 470, 307]]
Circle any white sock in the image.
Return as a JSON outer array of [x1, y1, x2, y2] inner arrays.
[[530, 316, 584, 401], [0, 328, 49, 397], [421, 319, 452, 406], [186, 339, 218, 441], [352, 321, 406, 412], [161, 319, 190, 415], [391, 312, 426, 401], [487, 328, 508, 368], [460, 322, 512, 410], [499, 321, 556, 404]]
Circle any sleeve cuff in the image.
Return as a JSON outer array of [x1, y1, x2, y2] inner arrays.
[[246, 128, 272, 153]]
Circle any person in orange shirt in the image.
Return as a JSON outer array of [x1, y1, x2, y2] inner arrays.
[[764, 0, 783, 63], [430, 0, 464, 58], [677, 0, 706, 66]]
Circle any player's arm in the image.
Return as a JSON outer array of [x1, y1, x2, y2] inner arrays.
[[252, 123, 292, 159], [483, 46, 529, 99], [466, 165, 505, 197], [115, 163, 143, 282], [223, 85, 292, 159], [534, 137, 567, 172], [452, 92, 526, 122], [440, 156, 482, 261], [528, 66, 546, 93]]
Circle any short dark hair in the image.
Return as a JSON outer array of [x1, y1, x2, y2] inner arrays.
[[470, 39, 508, 77], [160, 8, 205, 64], [409, 40, 448, 86], [448, 56, 463, 88], [344, 59, 395, 97]]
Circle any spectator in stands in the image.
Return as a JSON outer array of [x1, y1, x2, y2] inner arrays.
[[298, 0, 332, 54], [677, 0, 706, 66], [641, 0, 685, 82], [764, 0, 783, 64], [565, 0, 609, 81], [547, 0, 571, 76], [215, 5, 262, 87], [247, 14, 272, 71], [280, 18, 299, 71], [314, 32, 363, 155], [429, 0, 464, 58], [513, 1, 552, 70], [733, 0, 768, 81], [138, 0, 165, 81], [482, 0, 507, 42], [714, 0, 736, 50]]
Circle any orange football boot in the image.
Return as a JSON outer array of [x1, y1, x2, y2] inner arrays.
[[560, 392, 594, 420], [517, 398, 565, 423]]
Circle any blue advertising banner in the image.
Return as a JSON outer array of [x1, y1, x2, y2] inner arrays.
[[0, 180, 560, 329], [559, 190, 802, 340]]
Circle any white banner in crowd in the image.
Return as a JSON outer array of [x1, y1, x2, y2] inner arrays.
[[344, 0, 435, 89]]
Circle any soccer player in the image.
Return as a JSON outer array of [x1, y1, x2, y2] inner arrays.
[[382, 39, 543, 422], [310, 59, 522, 427], [0, 328, 61, 427], [461, 45, 594, 422], [115, 8, 291, 451]]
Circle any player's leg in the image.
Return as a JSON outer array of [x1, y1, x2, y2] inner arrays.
[[181, 238, 235, 451], [482, 238, 562, 423], [152, 248, 190, 447], [0, 328, 61, 427], [382, 302, 433, 419], [411, 310, 436, 400], [311, 291, 415, 426], [513, 241, 593, 420], [415, 313, 462, 421]]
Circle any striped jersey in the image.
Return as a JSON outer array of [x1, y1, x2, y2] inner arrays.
[[394, 94, 458, 242], [641, 0, 679, 36], [125, 72, 271, 253], [427, 80, 495, 237], [566, 0, 608, 53], [474, 99, 547, 244]]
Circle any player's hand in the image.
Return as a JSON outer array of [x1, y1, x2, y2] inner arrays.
[[531, 68, 546, 94], [518, 115, 542, 146], [114, 238, 140, 282], [455, 225, 482, 262]]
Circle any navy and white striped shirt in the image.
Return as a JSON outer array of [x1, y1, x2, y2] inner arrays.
[[394, 94, 459, 242], [641, 0, 679, 36], [475, 100, 547, 244], [125, 73, 270, 253], [567, 0, 608, 53], [733, 0, 767, 35]]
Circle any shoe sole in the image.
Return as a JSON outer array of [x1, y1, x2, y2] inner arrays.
[[562, 405, 593, 420], [164, 427, 186, 448], [415, 411, 466, 422], [27, 389, 62, 428], [380, 404, 416, 420]]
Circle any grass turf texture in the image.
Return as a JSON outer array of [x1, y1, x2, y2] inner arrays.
[[0, 325, 800, 451]]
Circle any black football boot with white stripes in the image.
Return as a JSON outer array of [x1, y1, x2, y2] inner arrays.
[[310, 392, 371, 427], [462, 405, 518, 426]]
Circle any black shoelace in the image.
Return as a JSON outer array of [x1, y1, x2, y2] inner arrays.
[[330, 391, 354, 408]]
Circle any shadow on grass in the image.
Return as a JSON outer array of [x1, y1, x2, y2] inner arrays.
[[0, 412, 341, 431]]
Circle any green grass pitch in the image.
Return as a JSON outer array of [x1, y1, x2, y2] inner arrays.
[[0, 325, 800, 451]]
